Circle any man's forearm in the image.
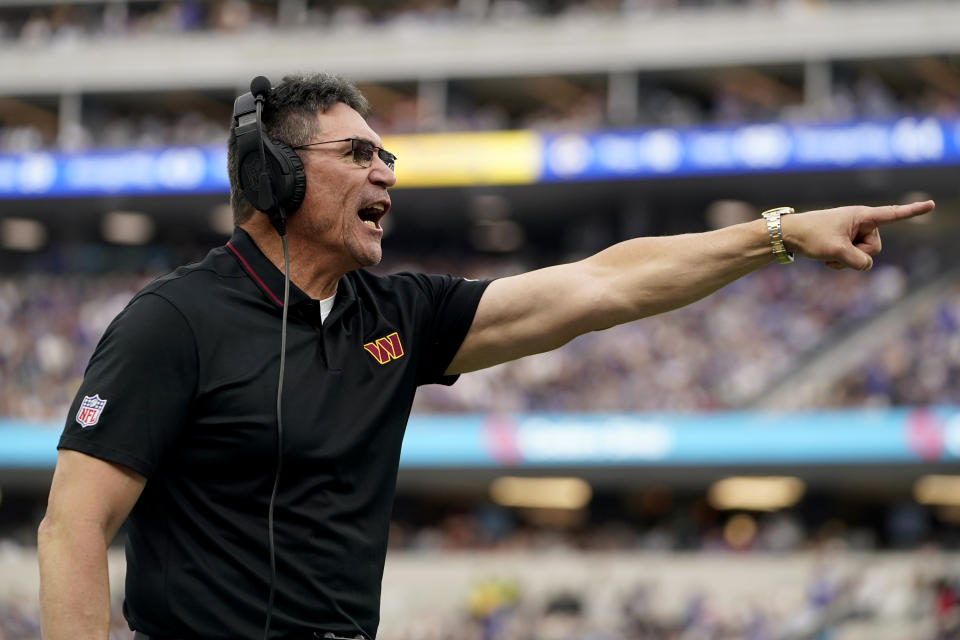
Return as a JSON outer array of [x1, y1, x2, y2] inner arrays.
[[38, 517, 112, 640], [585, 218, 774, 328]]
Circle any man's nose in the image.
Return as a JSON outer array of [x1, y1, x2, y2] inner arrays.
[[369, 155, 396, 188]]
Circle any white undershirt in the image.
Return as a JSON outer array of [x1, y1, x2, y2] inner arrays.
[[318, 292, 335, 324]]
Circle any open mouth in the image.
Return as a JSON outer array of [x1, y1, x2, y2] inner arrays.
[[357, 202, 388, 230]]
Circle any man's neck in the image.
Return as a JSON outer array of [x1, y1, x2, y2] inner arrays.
[[239, 220, 344, 301]]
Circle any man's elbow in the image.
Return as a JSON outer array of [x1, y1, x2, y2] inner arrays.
[[37, 515, 62, 570], [38, 509, 112, 552], [37, 513, 54, 545], [37, 512, 67, 553]]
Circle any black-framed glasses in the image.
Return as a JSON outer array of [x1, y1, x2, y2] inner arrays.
[[293, 138, 396, 171]]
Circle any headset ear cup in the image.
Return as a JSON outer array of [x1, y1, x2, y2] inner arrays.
[[273, 142, 306, 214], [238, 146, 271, 213]]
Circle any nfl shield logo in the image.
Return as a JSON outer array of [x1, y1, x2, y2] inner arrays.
[[75, 394, 107, 428]]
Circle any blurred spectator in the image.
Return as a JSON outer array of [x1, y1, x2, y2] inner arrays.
[[414, 260, 916, 413], [823, 280, 960, 408], [0, 273, 151, 421], [2, 253, 954, 421], [0, 109, 229, 153], [2, 0, 959, 150], [3, 69, 955, 151], [0, 0, 936, 45], [3, 535, 960, 640], [12, 65, 959, 152]]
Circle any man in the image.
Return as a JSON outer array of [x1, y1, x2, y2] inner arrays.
[[38, 72, 934, 640]]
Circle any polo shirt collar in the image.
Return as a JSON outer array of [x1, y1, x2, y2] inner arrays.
[[225, 228, 357, 317]]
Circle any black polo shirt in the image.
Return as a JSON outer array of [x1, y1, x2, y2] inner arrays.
[[59, 228, 490, 640]]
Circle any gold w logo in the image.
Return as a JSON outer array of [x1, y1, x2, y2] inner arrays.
[[363, 332, 404, 365]]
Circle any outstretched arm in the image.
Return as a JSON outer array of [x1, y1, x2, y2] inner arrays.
[[446, 201, 934, 374]]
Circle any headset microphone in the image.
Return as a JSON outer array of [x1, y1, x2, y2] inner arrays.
[[232, 76, 306, 238], [249, 75, 273, 105], [249, 76, 282, 234]]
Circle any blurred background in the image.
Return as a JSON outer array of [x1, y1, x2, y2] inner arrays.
[[2, 0, 960, 638]]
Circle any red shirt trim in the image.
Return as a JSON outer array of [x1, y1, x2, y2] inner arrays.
[[226, 241, 283, 307]]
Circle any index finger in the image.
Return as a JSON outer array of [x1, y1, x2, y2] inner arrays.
[[864, 200, 935, 225]]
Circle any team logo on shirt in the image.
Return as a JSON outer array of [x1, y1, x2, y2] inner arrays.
[[75, 394, 108, 428], [363, 332, 405, 365]]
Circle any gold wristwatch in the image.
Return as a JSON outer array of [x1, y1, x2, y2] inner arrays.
[[761, 206, 795, 264]]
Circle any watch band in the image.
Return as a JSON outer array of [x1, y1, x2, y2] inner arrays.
[[761, 206, 795, 264]]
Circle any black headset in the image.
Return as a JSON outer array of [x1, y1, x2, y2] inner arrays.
[[232, 77, 370, 640], [233, 76, 294, 640], [232, 76, 307, 236]]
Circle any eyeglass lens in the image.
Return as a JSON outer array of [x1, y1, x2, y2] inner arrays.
[[353, 140, 396, 171]]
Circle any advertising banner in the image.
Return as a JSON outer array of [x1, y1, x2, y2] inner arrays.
[[1, 117, 957, 197]]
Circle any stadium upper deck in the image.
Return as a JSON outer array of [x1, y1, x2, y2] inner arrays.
[[1, 0, 959, 151], [1, 0, 959, 91]]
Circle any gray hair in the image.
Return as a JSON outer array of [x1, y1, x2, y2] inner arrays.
[[226, 72, 370, 225]]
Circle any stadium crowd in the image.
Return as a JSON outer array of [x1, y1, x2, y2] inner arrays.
[[0, 0, 910, 45], [1, 66, 955, 152], [2, 543, 959, 640], [828, 278, 960, 408], [0, 272, 153, 422], [2, 251, 949, 423], [3, 3, 957, 640], [374, 563, 960, 640], [387, 501, 960, 559], [411, 256, 945, 413], [1, 0, 958, 151]]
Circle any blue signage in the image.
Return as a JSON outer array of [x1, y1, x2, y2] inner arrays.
[[399, 407, 960, 467], [0, 145, 229, 199], [0, 117, 957, 198], [539, 116, 960, 182], [3, 407, 959, 469]]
